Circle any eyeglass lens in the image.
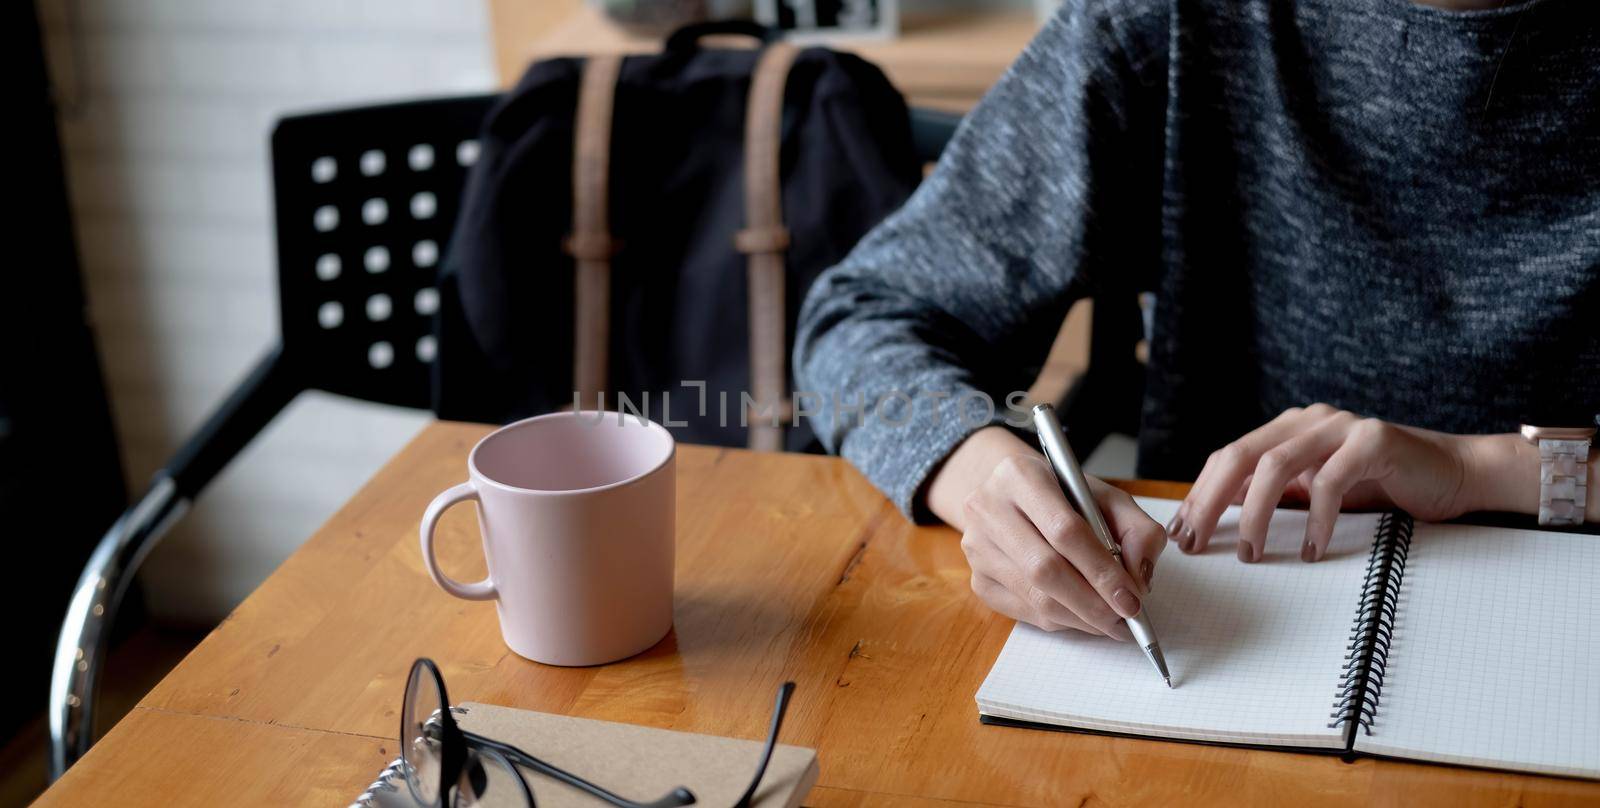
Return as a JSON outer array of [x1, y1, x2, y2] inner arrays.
[[402, 662, 447, 805], [453, 748, 530, 808]]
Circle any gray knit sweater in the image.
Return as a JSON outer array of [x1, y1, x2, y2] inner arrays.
[[793, 0, 1599, 521]]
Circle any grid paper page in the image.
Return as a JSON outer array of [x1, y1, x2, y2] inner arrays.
[[1353, 523, 1600, 778], [976, 498, 1382, 748]]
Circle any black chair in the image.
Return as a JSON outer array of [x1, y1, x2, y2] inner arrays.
[[47, 94, 494, 779], [47, 94, 967, 777]]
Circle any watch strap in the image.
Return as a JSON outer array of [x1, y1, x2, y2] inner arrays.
[[1537, 438, 1591, 526]]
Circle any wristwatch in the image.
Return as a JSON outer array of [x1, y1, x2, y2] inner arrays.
[[1519, 419, 1598, 526]]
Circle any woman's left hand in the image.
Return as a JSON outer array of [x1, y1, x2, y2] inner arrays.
[[1167, 404, 1479, 563]]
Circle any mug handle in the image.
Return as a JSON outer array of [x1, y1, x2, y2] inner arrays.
[[419, 483, 498, 601]]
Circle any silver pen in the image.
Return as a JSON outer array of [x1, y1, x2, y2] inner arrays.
[[1031, 404, 1173, 688]]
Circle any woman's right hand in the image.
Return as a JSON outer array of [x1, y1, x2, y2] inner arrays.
[[927, 427, 1167, 638]]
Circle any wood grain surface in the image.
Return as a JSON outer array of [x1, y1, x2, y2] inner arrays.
[[37, 421, 1599, 806], [509, 6, 1041, 113]]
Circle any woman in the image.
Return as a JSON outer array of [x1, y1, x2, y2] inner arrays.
[[793, 0, 1597, 640]]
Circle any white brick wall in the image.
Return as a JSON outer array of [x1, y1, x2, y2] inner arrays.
[[38, 0, 495, 622]]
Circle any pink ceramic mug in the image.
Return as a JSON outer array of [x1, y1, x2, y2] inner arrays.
[[419, 412, 676, 666]]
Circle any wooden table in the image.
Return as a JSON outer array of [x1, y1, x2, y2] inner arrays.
[[38, 422, 1598, 806], [513, 6, 1042, 113]]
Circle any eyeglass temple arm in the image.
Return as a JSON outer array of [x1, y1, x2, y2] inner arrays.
[[733, 681, 795, 808], [454, 678, 795, 808], [466, 747, 536, 805], [461, 731, 696, 808]]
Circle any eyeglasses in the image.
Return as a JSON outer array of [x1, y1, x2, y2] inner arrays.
[[399, 658, 796, 807]]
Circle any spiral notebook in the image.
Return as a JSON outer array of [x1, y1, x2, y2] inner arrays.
[[976, 498, 1600, 780], [351, 702, 818, 807]]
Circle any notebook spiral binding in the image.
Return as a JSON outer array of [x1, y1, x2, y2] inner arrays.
[[1328, 512, 1414, 736], [350, 706, 471, 808], [350, 757, 407, 808]]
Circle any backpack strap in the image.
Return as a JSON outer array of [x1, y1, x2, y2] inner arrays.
[[565, 55, 624, 411], [736, 43, 799, 452]]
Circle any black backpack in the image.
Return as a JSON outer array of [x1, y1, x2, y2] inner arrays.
[[434, 22, 921, 451]]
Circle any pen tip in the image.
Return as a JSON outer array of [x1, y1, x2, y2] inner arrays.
[[1164, 676, 1173, 689]]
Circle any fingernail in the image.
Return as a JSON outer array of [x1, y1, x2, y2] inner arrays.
[[1112, 588, 1142, 618], [1139, 558, 1154, 593], [1180, 525, 1198, 554], [1301, 540, 1321, 563], [1237, 542, 1258, 563], [1165, 512, 1185, 539]]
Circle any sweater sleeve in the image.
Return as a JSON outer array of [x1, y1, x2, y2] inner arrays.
[[793, 2, 1156, 522]]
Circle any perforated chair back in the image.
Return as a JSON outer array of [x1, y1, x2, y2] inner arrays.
[[271, 95, 497, 408]]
